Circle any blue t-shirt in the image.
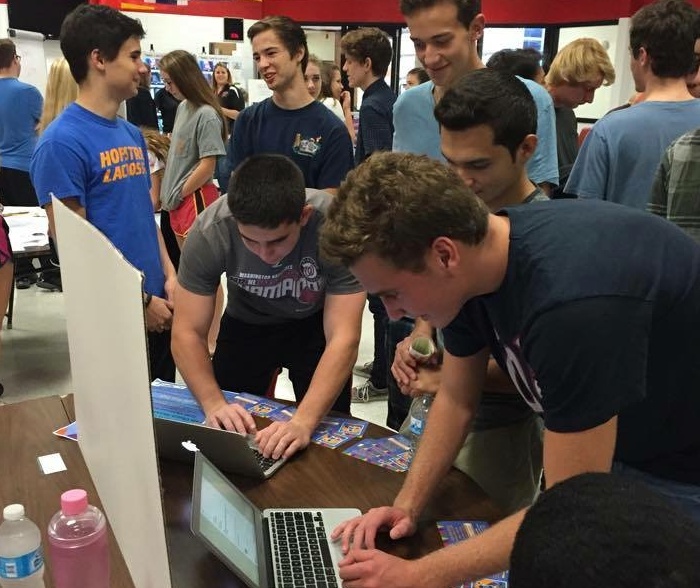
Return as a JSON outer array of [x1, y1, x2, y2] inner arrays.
[[229, 98, 354, 189], [0, 77, 43, 171], [392, 77, 559, 187], [443, 199, 700, 484], [565, 100, 700, 210], [30, 103, 165, 296], [518, 76, 559, 187], [392, 81, 442, 160], [355, 78, 395, 165]]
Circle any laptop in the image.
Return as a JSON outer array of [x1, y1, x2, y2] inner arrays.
[[154, 417, 286, 479], [191, 451, 361, 588]]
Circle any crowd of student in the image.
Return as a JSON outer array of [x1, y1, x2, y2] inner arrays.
[[1, 0, 700, 585]]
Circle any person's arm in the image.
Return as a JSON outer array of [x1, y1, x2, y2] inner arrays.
[[30, 86, 43, 127], [180, 156, 217, 197], [334, 347, 488, 552], [336, 409, 618, 588], [648, 145, 672, 219], [44, 198, 85, 242], [531, 92, 559, 188], [356, 103, 394, 162], [150, 170, 163, 211], [256, 290, 366, 459], [391, 317, 434, 389], [392, 348, 488, 518], [564, 122, 609, 199], [339, 92, 356, 144], [220, 107, 240, 120], [156, 223, 177, 301], [171, 283, 256, 433]]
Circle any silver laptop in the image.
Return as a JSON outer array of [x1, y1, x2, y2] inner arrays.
[[154, 417, 286, 478], [191, 451, 361, 588]]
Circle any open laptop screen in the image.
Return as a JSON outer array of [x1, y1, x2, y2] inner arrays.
[[196, 455, 260, 585]]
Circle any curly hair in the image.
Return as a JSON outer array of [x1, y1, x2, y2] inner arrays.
[[320, 152, 489, 271]]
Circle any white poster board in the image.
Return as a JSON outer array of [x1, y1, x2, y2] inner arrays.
[[247, 78, 273, 104], [8, 28, 47, 95], [53, 199, 172, 588]]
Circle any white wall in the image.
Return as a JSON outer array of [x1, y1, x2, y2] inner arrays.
[[0, 4, 8, 37], [306, 30, 338, 62], [4, 6, 259, 94], [557, 19, 635, 120], [124, 12, 257, 87]]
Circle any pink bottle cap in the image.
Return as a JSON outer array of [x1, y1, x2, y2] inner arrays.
[[61, 489, 88, 516]]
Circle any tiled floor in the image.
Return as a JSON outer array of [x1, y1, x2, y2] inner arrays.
[[0, 284, 390, 427]]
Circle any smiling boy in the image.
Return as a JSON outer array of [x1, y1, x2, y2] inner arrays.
[[29, 4, 176, 381], [228, 16, 353, 194]]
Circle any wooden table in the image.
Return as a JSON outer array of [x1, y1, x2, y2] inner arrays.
[[0, 395, 135, 587], [4, 395, 502, 588]]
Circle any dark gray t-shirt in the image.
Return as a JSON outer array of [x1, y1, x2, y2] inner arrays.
[[178, 189, 363, 325]]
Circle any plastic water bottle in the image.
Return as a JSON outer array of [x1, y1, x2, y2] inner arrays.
[[405, 336, 439, 456], [0, 504, 46, 587], [47, 489, 109, 588], [407, 394, 434, 456]]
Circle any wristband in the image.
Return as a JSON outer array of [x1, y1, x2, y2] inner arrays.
[[144, 293, 153, 308]]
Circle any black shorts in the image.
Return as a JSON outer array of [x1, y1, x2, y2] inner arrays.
[[212, 311, 351, 414], [0, 167, 39, 207]]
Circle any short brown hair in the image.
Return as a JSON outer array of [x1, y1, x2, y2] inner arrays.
[[320, 152, 489, 271], [0, 39, 17, 70], [630, 0, 698, 78], [248, 16, 309, 72], [341, 28, 393, 78], [400, 0, 481, 28]]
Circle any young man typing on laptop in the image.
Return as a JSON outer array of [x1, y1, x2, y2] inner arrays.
[[172, 154, 365, 461]]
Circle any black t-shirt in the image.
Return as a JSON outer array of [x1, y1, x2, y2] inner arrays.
[[470, 186, 549, 431], [154, 88, 181, 134], [554, 106, 578, 182], [217, 84, 246, 131], [126, 87, 158, 130], [443, 199, 700, 484]]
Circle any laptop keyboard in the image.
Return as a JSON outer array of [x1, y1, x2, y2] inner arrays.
[[252, 449, 282, 472], [269, 511, 338, 588]]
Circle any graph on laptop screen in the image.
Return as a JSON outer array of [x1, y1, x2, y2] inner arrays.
[[199, 460, 259, 584]]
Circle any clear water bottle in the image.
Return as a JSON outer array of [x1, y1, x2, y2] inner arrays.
[[0, 504, 46, 587], [47, 489, 109, 588], [406, 394, 434, 456]]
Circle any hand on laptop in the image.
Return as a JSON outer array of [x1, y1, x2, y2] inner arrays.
[[331, 506, 417, 554], [205, 402, 257, 435], [338, 548, 419, 588], [255, 418, 312, 460]]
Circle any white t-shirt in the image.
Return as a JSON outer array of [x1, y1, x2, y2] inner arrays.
[[321, 97, 345, 122], [147, 150, 164, 175]]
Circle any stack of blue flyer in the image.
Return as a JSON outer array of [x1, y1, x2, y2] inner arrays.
[[150, 379, 368, 448]]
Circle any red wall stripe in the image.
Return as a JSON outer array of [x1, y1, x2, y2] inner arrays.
[[4, 0, 700, 24]]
